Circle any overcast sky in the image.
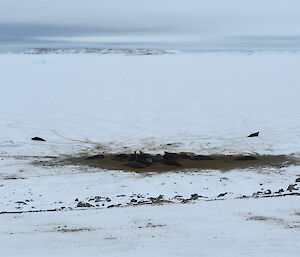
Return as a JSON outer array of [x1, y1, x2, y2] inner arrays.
[[1, 0, 300, 51]]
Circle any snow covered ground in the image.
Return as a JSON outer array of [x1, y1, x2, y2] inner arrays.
[[0, 51, 300, 256]]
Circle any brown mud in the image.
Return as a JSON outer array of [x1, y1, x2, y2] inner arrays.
[[48, 151, 299, 172]]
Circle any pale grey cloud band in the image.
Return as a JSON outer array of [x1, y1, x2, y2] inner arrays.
[[1, 0, 300, 51]]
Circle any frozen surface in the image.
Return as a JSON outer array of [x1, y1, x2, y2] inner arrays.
[[0, 52, 300, 256], [1, 52, 300, 156], [1, 197, 300, 257]]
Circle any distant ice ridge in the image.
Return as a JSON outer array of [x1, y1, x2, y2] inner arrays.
[[23, 48, 170, 55]]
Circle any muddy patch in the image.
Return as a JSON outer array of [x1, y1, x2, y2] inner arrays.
[[39, 151, 299, 172]]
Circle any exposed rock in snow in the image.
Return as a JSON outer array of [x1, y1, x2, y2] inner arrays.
[[23, 48, 170, 55]]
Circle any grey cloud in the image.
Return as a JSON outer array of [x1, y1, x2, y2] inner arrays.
[[0, 22, 176, 51], [1, 0, 300, 51], [0, 22, 170, 41]]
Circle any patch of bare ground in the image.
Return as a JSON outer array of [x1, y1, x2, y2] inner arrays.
[[35, 151, 299, 172], [247, 216, 284, 222], [145, 223, 167, 228], [104, 236, 117, 240], [286, 224, 300, 229], [137, 223, 167, 229], [246, 211, 300, 229], [2, 176, 25, 180], [54, 226, 94, 233]]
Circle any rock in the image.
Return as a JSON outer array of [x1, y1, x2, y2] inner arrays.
[[248, 132, 259, 137], [137, 151, 151, 158], [149, 195, 164, 203], [295, 178, 300, 183], [287, 184, 298, 192], [275, 189, 284, 194], [117, 151, 152, 163], [86, 154, 105, 160], [130, 199, 138, 203], [15, 201, 27, 205], [218, 192, 227, 197], [151, 154, 164, 162], [137, 158, 153, 166], [163, 159, 181, 166], [76, 202, 94, 208], [190, 194, 199, 200], [178, 153, 192, 159], [126, 161, 146, 169], [252, 191, 263, 196], [192, 155, 214, 161], [115, 153, 136, 161], [92, 196, 111, 202], [264, 189, 272, 195], [31, 137, 46, 142], [107, 204, 121, 208], [74, 198, 78, 202], [236, 156, 257, 161], [163, 152, 179, 160]]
